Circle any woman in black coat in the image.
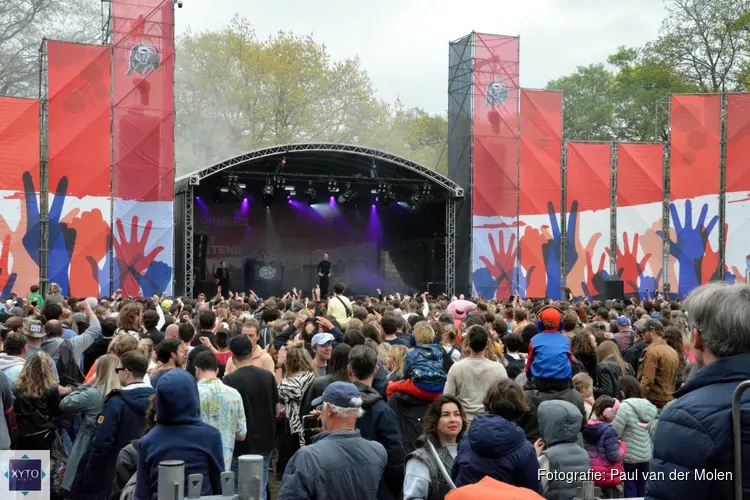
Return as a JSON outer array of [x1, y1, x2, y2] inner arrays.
[[595, 340, 635, 398]]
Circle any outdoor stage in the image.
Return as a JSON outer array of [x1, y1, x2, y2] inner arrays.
[[173, 143, 464, 298]]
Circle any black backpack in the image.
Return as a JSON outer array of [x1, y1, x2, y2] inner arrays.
[[388, 393, 430, 455], [57, 340, 84, 387], [442, 346, 456, 373]]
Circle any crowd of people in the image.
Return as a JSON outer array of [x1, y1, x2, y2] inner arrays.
[[0, 280, 748, 499]]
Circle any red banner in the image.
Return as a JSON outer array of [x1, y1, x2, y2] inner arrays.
[[566, 142, 611, 212], [47, 41, 111, 197], [112, 0, 175, 202], [0, 97, 39, 191], [0, 97, 40, 294], [520, 90, 562, 215], [472, 33, 519, 218], [726, 94, 750, 192], [616, 143, 663, 208], [669, 94, 721, 200]]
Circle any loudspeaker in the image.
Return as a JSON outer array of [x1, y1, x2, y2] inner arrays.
[[604, 280, 625, 301], [194, 235, 208, 280], [428, 282, 445, 297]]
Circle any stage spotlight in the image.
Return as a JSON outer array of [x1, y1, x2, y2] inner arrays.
[[328, 179, 339, 193], [229, 184, 244, 200], [262, 180, 274, 196], [370, 162, 378, 179], [378, 184, 394, 206], [408, 192, 424, 209], [338, 183, 357, 204], [274, 176, 285, 189], [219, 187, 229, 193]]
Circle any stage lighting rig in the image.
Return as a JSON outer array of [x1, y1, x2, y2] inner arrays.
[[262, 179, 275, 207], [378, 183, 394, 206], [338, 183, 357, 204], [408, 192, 424, 209], [328, 178, 339, 193]]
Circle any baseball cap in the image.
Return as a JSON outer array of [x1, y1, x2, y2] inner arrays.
[[311, 381, 363, 409], [24, 318, 45, 338], [643, 318, 664, 332], [617, 316, 631, 327], [229, 335, 252, 357], [538, 307, 561, 327], [311, 332, 335, 348], [633, 319, 647, 333], [650, 313, 662, 319]]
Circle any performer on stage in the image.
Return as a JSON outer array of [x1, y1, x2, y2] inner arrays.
[[214, 260, 231, 299], [317, 253, 331, 297]]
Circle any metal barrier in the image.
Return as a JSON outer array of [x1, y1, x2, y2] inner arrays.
[[157, 455, 264, 500]]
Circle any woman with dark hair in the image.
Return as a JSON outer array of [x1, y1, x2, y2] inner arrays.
[[663, 326, 687, 390], [451, 379, 541, 493], [571, 327, 598, 380], [402, 395, 467, 500], [300, 343, 352, 416]]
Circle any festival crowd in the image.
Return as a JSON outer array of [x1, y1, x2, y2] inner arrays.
[[0, 279, 748, 500]]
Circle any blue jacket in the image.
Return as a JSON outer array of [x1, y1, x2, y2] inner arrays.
[[403, 344, 447, 390], [71, 382, 155, 500], [354, 382, 405, 500], [527, 331, 573, 380], [645, 353, 750, 500], [136, 370, 224, 500], [452, 413, 542, 494]]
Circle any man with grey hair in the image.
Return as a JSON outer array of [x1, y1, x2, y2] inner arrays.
[[645, 283, 750, 500], [278, 381, 386, 500]]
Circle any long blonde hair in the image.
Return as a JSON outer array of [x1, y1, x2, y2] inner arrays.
[[90, 354, 122, 398], [16, 352, 56, 398], [284, 341, 315, 377], [596, 340, 628, 375]]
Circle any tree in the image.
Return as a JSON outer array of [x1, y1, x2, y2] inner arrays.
[[546, 64, 617, 141], [174, 17, 449, 175], [649, 0, 750, 92], [0, 0, 100, 97]]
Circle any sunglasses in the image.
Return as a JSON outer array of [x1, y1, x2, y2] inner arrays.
[[115, 367, 128, 373]]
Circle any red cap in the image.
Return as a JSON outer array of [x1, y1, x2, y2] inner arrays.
[[538, 307, 561, 328]]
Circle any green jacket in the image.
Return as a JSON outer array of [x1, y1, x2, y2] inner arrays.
[[59, 385, 104, 492], [611, 397, 657, 463]]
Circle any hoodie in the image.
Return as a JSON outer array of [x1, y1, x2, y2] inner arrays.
[[581, 420, 624, 488], [611, 397, 657, 463], [354, 381, 405, 500], [136, 369, 224, 500], [41, 317, 101, 369], [70, 382, 154, 500], [249, 345, 275, 373], [0, 354, 25, 385], [452, 413, 541, 493], [537, 400, 591, 500]]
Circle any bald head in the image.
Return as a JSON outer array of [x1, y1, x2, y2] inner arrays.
[[165, 323, 179, 340], [44, 320, 63, 338]]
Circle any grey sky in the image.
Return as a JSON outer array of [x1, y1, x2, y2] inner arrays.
[[175, 0, 667, 115]]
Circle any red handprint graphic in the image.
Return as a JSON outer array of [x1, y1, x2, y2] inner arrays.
[[607, 232, 651, 295], [66, 209, 110, 297], [114, 216, 165, 297], [479, 232, 517, 300], [520, 226, 549, 299], [0, 191, 38, 292]]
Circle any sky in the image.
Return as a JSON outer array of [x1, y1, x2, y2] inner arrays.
[[175, 0, 668, 115]]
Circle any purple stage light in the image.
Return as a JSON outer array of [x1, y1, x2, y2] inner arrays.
[[196, 196, 201, 200]]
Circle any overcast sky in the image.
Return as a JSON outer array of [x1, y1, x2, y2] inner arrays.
[[174, 0, 667, 115]]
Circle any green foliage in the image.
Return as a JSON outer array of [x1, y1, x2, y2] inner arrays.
[[548, 0, 750, 142], [175, 16, 448, 175]]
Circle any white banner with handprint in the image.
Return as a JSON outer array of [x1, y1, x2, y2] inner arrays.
[[725, 192, 750, 285], [616, 202, 663, 299], [472, 215, 517, 301], [113, 199, 173, 297]]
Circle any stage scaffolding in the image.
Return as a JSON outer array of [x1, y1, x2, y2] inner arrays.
[[38, 40, 49, 296], [174, 143, 463, 299]]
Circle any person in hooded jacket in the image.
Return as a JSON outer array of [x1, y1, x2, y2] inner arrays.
[[0, 332, 27, 385], [611, 375, 656, 498], [349, 344, 405, 500], [135, 369, 225, 499], [70, 350, 154, 500], [452, 379, 540, 493], [113, 394, 157, 500], [534, 400, 591, 500]]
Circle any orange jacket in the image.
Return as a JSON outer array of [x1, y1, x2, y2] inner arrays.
[[446, 477, 544, 500]]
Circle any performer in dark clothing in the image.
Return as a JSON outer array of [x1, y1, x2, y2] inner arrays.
[[317, 253, 332, 297], [215, 261, 230, 299]]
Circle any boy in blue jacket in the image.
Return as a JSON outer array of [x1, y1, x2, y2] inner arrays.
[[525, 306, 574, 389]]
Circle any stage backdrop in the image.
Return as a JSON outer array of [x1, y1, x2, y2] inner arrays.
[[112, 0, 175, 297], [565, 142, 611, 300], [0, 97, 40, 296], [47, 41, 112, 297], [471, 34, 520, 301], [518, 89, 563, 299], [669, 94, 721, 297], [616, 143, 664, 298], [725, 93, 750, 285]]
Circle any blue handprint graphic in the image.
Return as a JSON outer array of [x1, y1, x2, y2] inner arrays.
[[512, 264, 535, 299], [472, 267, 499, 300], [543, 200, 578, 299], [636, 270, 663, 300], [140, 260, 172, 297], [666, 200, 718, 297], [22, 172, 76, 295]]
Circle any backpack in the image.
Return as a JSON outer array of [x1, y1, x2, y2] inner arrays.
[[442, 347, 456, 373], [389, 393, 430, 455], [56, 340, 84, 387]]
